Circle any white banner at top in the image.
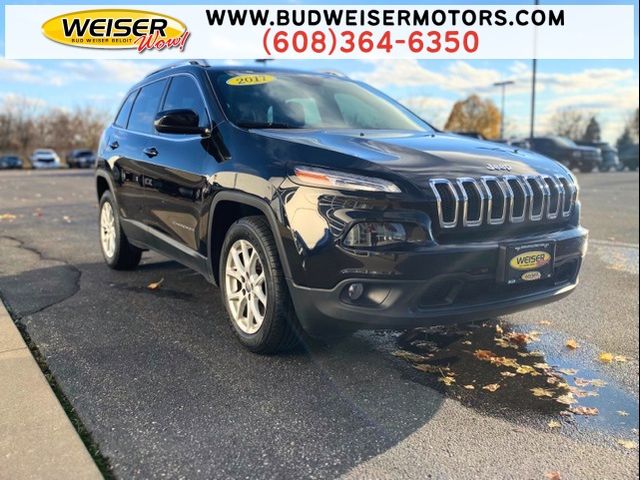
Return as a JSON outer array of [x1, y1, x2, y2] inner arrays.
[[4, 4, 635, 60]]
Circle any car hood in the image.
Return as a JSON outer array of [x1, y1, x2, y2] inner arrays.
[[252, 129, 570, 186]]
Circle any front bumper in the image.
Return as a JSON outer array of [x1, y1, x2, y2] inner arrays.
[[288, 226, 588, 336]]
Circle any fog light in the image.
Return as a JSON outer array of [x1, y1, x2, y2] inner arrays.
[[347, 283, 364, 301]]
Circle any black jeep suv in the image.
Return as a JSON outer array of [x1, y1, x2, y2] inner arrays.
[[96, 61, 588, 353]]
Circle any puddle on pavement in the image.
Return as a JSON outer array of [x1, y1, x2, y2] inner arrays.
[[394, 320, 638, 437]]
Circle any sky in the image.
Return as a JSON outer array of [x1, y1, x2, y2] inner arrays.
[[1, 0, 638, 144]]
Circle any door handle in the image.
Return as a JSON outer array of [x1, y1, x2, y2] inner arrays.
[[109, 140, 119, 150], [143, 147, 158, 158]]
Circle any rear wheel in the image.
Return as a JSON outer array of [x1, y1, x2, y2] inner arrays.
[[220, 216, 300, 353], [99, 190, 142, 270]]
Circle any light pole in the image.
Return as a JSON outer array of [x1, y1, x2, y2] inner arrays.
[[530, 0, 540, 140], [494, 80, 515, 139]]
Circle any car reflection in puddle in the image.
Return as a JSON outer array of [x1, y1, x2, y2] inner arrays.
[[393, 320, 638, 438]]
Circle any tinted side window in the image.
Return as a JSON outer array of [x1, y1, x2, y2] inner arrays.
[[162, 76, 209, 128], [114, 90, 137, 128], [128, 80, 167, 134]]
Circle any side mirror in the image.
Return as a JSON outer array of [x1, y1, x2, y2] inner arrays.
[[154, 109, 205, 135]]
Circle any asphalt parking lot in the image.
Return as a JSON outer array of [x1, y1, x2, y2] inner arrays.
[[0, 169, 638, 479]]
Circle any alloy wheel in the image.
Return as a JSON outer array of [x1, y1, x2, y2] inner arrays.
[[224, 239, 268, 334]]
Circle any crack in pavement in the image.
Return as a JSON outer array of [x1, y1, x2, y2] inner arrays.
[[0, 235, 82, 319]]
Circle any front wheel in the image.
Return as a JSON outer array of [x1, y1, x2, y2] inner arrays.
[[220, 216, 300, 353], [99, 190, 142, 270]]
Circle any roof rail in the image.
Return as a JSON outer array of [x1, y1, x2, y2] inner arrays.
[[145, 59, 210, 78]]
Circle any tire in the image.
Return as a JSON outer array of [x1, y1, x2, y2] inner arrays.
[[220, 216, 300, 353], [99, 190, 142, 270]]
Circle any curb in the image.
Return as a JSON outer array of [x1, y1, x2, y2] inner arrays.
[[0, 300, 103, 479]]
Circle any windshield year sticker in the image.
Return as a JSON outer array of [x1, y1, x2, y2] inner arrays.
[[227, 74, 275, 86]]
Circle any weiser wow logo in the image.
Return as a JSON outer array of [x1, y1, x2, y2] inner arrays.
[[41, 9, 189, 52]]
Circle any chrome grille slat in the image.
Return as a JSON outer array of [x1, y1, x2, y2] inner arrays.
[[428, 174, 576, 229]]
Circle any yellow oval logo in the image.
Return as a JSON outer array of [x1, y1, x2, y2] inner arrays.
[[227, 74, 275, 86], [510, 251, 551, 270], [41, 9, 188, 51], [521, 271, 542, 282]]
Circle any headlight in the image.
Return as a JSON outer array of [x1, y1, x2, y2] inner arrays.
[[343, 222, 426, 248], [292, 166, 401, 193]]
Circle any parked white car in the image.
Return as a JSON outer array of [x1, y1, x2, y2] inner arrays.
[[30, 149, 61, 169]]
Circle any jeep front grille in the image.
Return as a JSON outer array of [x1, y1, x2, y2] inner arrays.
[[428, 174, 576, 229]]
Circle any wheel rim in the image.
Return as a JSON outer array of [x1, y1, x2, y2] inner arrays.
[[224, 239, 267, 335], [100, 201, 117, 259]]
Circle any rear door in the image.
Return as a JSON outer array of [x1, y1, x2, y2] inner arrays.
[[139, 74, 213, 256]]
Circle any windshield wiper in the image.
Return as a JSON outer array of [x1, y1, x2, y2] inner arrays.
[[236, 122, 303, 129]]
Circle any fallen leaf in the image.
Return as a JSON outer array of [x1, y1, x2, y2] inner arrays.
[[439, 376, 456, 386], [614, 355, 628, 363], [533, 362, 551, 370], [544, 472, 562, 480], [463, 384, 475, 390], [393, 350, 429, 363], [482, 383, 500, 392], [0, 213, 17, 221], [531, 387, 555, 398], [557, 368, 578, 376], [495, 324, 504, 334], [474, 349, 496, 361], [62, 215, 71, 223], [548, 420, 562, 429], [516, 365, 539, 375], [461, 340, 472, 345], [616, 440, 638, 450], [505, 332, 530, 346], [147, 278, 164, 290], [565, 339, 579, 349], [575, 378, 606, 388], [556, 393, 577, 405], [569, 406, 599, 416], [539, 320, 552, 326], [617, 411, 630, 416], [413, 363, 442, 374], [599, 352, 614, 363], [500, 371, 517, 377]]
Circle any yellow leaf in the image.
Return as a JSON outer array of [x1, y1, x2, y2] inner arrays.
[[617, 411, 630, 416], [557, 368, 578, 376], [548, 420, 561, 429], [439, 376, 456, 386], [500, 371, 517, 377], [599, 352, 614, 363], [516, 365, 538, 375], [539, 320, 552, 326], [616, 440, 638, 450], [565, 339, 579, 349], [531, 387, 555, 398], [556, 393, 577, 405], [0, 213, 17, 221], [461, 340, 472, 345], [533, 362, 551, 370], [482, 383, 500, 392], [147, 278, 164, 290], [463, 384, 475, 390], [614, 355, 628, 363], [495, 324, 504, 334]]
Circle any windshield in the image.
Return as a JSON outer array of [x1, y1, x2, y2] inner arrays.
[[210, 71, 432, 132]]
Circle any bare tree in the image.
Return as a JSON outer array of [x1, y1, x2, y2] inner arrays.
[[548, 108, 591, 141]]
